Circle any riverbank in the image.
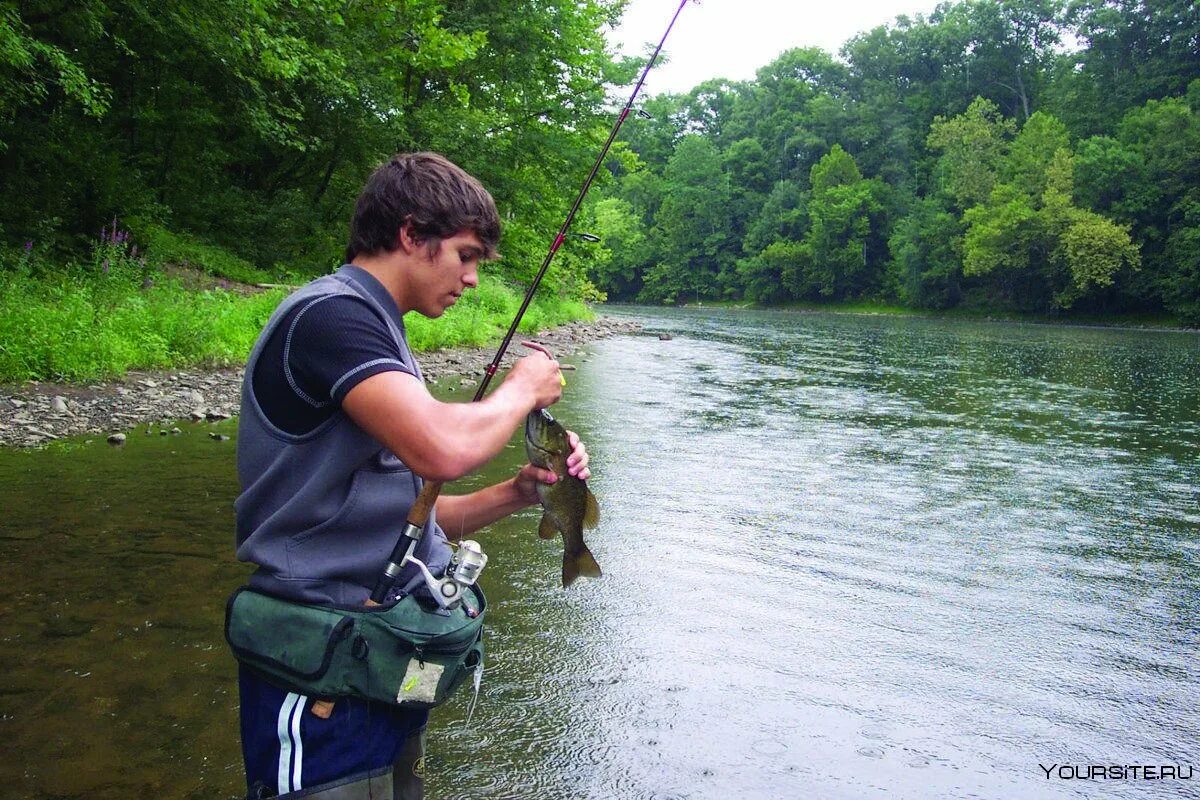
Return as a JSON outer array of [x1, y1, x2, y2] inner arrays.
[[0, 317, 641, 448], [671, 299, 1193, 331]]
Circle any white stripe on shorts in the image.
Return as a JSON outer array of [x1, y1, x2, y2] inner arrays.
[[276, 692, 301, 793], [291, 694, 306, 791]]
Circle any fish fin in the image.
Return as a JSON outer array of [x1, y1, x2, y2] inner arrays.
[[562, 545, 602, 588], [537, 513, 558, 540], [582, 488, 600, 529]]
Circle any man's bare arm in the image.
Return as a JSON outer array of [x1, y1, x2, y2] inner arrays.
[[341, 352, 562, 482]]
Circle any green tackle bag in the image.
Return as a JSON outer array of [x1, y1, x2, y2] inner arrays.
[[224, 585, 485, 709]]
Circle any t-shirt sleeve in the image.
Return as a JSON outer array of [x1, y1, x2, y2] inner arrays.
[[285, 294, 415, 406]]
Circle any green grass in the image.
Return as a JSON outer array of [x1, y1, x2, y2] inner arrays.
[[0, 262, 286, 383], [126, 218, 280, 285], [0, 240, 595, 384], [405, 277, 594, 353]]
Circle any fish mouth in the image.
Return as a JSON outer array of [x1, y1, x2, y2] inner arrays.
[[525, 409, 559, 457]]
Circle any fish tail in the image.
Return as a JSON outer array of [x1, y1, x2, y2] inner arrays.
[[562, 545, 602, 587]]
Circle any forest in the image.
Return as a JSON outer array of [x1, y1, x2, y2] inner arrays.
[[589, 0, 1200, 324], [0, 0, 1197, 382], [0, 0, 633, 379]]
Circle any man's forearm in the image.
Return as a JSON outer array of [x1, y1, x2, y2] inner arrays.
[[435, 479, 533, 541], [343, 371, 539, 482], [435, 381, 534, 477]]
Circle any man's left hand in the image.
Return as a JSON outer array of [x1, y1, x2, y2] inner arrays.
[[513, 430, 590, 505]]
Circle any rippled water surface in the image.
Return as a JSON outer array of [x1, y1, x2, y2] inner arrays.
[[1, 308, 1197, 799]]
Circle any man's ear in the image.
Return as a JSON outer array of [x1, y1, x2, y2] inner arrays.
[[394, 221, 419, 253]]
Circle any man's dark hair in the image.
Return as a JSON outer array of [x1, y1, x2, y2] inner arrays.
[[345, 152, 501, 262]]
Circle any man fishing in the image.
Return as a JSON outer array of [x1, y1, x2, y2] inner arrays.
[[232, 152, 590, 799]]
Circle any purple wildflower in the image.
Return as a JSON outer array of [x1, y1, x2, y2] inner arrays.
[[102, 259, 110, 273], [24, 240, 32, 252]]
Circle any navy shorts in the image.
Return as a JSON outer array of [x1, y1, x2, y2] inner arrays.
[[238, 665, 428, 798]]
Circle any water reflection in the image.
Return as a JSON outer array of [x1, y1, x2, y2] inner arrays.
[[0, 308, 1197, 799]]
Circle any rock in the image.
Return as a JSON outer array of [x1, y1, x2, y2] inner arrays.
[[51, 396, 69, 414], [159, 429, 169, 436], [187, 390, 205, 407], [209, 433, 230, 441], [205, 410, 231, 421], [107, 433, 126, 445], [9, 398, 25, 408], [658, 333, 673, 341], [170, 427, 182, 435], [189, 409, 206, 422], [138, 379, 158, 388]]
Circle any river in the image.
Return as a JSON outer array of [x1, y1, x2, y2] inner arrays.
[[0, 307, 1197, 799]]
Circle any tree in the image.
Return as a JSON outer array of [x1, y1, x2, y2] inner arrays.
[[1051, 0, 1200, 136], [927, 97, 1016, 209], [588, 196, 647, 300], [944, 0, 1067, 120], [725, 47, 849, 183], [801, 145, 886, 300], [959, 116, 1139, 309], [641, 135, 733, 303], [889, 197, 964, 308]]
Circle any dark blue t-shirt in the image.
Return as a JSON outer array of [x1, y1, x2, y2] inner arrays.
[[252, 266, 415, 435]]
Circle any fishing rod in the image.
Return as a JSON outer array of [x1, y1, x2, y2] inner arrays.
[[368, 0, 695, 606]]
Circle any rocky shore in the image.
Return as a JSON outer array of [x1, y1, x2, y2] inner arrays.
[[0, 316, 641, 449]]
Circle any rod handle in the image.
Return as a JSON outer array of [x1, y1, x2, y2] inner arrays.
[[367, 479, 445, 604], [408, 479, 443, 527]]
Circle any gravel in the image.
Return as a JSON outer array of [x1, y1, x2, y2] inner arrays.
[[0, 317, 641, 449]]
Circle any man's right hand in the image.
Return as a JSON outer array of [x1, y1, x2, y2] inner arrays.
[[506, 344, 563, 409]]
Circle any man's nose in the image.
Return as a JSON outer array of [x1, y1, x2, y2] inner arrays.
[[463, 268, 479, 288]]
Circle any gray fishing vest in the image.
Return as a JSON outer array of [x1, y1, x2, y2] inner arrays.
[[234, 267, 451, 606]]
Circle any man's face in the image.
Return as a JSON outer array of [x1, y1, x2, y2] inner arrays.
[[411, 229, 486, 318]]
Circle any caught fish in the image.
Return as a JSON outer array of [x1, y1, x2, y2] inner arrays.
[[524, 409, 601, 587]]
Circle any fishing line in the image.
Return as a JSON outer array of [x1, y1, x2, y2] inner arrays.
[[369, 0, 696, 604]]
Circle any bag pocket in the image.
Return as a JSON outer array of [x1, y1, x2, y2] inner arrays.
[[225, 587, 355, 683]]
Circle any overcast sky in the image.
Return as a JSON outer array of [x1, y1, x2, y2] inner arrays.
[[609, 0, 944, 95]]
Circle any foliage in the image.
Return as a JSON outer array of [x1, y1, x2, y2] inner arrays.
[[888, 197, 963, 308], [0, 0, 627, 281], [403, 275, 594, 354], [801, 146, 886, 299], [0, 242, 283, 382], [586, 0, 1195, 323], [1, 0, 1196, 330], [639, 135, 734, 303], [0, 240, 595, 383], [927, 98, 1016, 209], [127, 218, 276, 285]]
